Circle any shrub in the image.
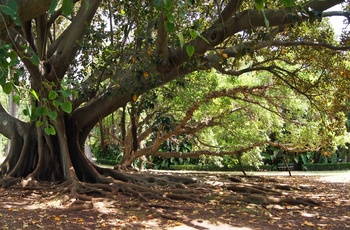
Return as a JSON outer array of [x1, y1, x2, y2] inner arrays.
[[303, 162, 350, 171], [92, 143, 122, 166], [168, 164, 270, 171]]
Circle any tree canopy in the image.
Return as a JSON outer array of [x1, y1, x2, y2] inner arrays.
[[0, 0, 348, 199]]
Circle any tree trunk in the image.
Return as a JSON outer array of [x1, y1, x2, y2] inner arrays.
[[0, 104, 108, 188]]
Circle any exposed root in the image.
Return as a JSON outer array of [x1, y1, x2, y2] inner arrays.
[[0, 169, 322, 212], [165, 193, 205, 203], [0, 177, 21, 188], [243, 194, 321, 206], [156, 209, 185, 221], [146, 203, 194, 209]]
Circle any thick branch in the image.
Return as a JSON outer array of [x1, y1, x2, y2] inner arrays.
[[268, 141, 322, 153], [169, 0, 344, 68], [0, 103, 29, 139], [0, 0, 52, 32], [156, 10, 169, 66], [218, 0, 244, 22], [147, 141, 267, 159], [48, 0, 102, 80], [0, 28, 41, 84]]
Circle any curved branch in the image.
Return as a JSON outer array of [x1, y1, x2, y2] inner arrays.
[[270, 40, 350, 51], [169, 0, 343, 69], [0, 0, 51, 32], [218, 0, 244, 23], [322, 10, 350, 18], [156, 10, 169, 67], [146, 141, 267, 159], [48, 0, 102, 80], [0, 103, 29, 139], [0, 28, 41, 84], [268, 141, 322, 153]]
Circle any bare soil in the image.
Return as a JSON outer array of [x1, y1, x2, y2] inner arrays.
[[0, 171, 349, 230]]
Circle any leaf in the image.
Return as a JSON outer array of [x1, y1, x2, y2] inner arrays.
[[48, 111, 58, 120], [53, 99, 63, 108], [280, 0, 295, 7], [0, 0, 17, 15], [36, 120, 43, 128], [62, 0, 74, 17], [166, 13, 175, 23], [186, 45, 195, 57], [177, 32, 184, 49], [154, 0, 164, 10], [30, 89, 40, 101], [2, 82, 12, 94], [48, 90, 58, 100], [59, 89, 71, 98], [11, 14, 21, 26], [44, 124, 56, 136], [255, 0, 266, 10], [164, 0, 172, 11], [35, 106, 46, 116], [189, 29, 198, 39], [165, 21, 175, 33], [190, 29, 210, 44], [302, 220, 315, 227], [83, 0, 89, 12], [30, 54, 39, 66], [13, 95, 20, 105], [262, 10, 269, 28], [49, 0, 59, 14], [8, 0, 17, 11], [61, 102, 72, 113], [133, 94, 137, 102]]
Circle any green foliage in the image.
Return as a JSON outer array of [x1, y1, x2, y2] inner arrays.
[[186, 45, 194, 57], [49, 0, 59, 14], [151, 157, 197, 170], [151, 134, 197, 169], [169, 164, 266, 171], [303, 163, 350, 171], [0, 0, 21, 26], [279, 0, 295, 7], [23, 86, 74, 135], [92, 143, 122, 166], [62, 0, 74, 17], [1, 82, 12, 94], [44, 123, 56, 135], [61, 101, 72, 113]]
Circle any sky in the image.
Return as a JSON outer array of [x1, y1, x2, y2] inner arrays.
[[327, 5, 348, 38]]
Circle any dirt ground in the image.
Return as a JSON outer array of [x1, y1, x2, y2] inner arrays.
[[0, 171, 349, 230]]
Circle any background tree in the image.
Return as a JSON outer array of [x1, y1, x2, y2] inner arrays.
[[0, 0, 348, 199]]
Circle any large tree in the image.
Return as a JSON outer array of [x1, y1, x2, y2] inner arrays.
[[0, 0, 349, 199]]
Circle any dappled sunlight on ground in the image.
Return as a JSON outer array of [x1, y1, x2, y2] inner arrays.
[[167, 220, 253, 230], [0, 171, 349, 229]]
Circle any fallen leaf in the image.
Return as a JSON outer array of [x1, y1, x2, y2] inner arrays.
[[302, 220, 315, 227]]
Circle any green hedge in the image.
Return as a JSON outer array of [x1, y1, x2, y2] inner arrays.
[[303, 162, 350, 171], [96, 159, 118, 166], [169, 164, 272, 171], [169, 163, 350, 171]]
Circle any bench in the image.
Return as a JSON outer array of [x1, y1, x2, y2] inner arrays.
[[277, 163, 294, 171]]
